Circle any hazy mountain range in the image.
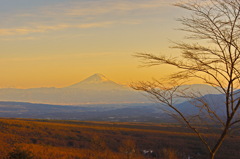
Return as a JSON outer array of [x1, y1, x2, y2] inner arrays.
[[0, 94, 230, 122], [0, 74, 146, 104], [0, 73, 232, 122], [0, 73, 221, 105]]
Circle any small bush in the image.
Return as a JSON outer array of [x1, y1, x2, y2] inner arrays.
[[8, 147, 33, 159]]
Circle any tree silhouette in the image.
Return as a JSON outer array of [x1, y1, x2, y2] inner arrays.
[[133, 0, 240, 158]]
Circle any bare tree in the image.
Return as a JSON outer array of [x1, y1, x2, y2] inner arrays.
[[132, 0, 240, 158]]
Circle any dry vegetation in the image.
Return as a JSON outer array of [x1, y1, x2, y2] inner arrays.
[[0, 118, 239, 159]]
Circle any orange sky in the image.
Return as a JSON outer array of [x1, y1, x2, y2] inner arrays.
[[0, 0, 190, 88]]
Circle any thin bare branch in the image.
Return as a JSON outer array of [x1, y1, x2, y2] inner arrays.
[[133, 0, 240, 158]]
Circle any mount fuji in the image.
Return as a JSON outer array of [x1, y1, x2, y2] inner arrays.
[[0, 74, 145, 104], [67, 73, 128, 90], [0, 73, 223, 105], [0, 73, 231, 121]]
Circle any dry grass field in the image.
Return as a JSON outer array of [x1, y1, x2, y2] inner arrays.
[[0, 118, 239, 159]]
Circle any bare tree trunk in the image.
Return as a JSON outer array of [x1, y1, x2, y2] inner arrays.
[[210, 153, 215, 159], [210, 124, 229, 159]]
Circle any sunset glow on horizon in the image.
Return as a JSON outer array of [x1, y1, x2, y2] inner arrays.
[[0, 0, 188, 88]]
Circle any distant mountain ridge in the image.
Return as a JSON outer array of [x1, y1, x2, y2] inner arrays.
[[0, 74, 146, 104], [0, 74, 236, 122], [176, 84, 221, 95], [0, 73, 225, 105]]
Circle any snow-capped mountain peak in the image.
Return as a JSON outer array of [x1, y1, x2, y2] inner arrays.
[[67, 73, 127, 90], [80, 73, 110, 84]]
